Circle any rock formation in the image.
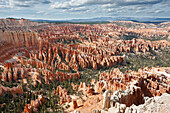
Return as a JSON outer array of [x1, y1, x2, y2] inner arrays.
[[110, 84, 144, 107], [102, 90, 111, 109], [72, 99, 78, 110], [0, 84, 23, 97], [24, 94, 45, 113], [0, 19, 170, 113], [54, 85, 72, 104], [125, 93, 170, 113]]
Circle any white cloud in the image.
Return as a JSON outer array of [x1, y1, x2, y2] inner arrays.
[[0, 0, 11, 8], [36, 11, 45, 14], [0, 0, 169, 19], [154, 10, 163, 13], [51, 0, 165, 9], [0, 0, 52, 8], [48, 0, 170, 18], [67, 7, 89, 12], [50, 0, 115, 9]]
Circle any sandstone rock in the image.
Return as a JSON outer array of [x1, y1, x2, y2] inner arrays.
[[28, 71, 42, 87], [125, 93, 170, 113], [54, 85, 72, 104], [93, 109, 101, 113], [24, 104, 32, 113], [103, 90, 111, 109], [0, 84, 23, 97], [24, 94, 45, 113], [72, 99, 78, 110], [87, 87, 94, 96], [111, 84, 144, 107]]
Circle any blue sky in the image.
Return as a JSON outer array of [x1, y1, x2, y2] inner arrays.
[[0, 0, 169, 20]]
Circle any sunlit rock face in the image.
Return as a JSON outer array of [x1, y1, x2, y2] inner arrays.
[[0, 30, 39, 62], [102, 90, 111, 109], [68, 67, 169, 113], [0, 19, 169, 113], [24, 94, 45, 113], [110, 85, 144, 107], [0, 18, 39, 28], [92, 67, 170, 113], [0, 84, 23, 97], [53, 85, 72, 104], [125, 93, 170, 113], [72, 99, 78, 110], [95, 67, 170, 96]]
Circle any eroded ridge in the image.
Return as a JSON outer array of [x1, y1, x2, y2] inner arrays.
[[0, 19, 169, 113]]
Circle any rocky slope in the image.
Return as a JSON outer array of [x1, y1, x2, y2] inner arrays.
[[0, 19, 169, 113]]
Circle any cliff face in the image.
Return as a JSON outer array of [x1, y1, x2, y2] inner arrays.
[[0, 30, 39, 62], [0, 18, 48, 63], [0, 30, 39, 48]]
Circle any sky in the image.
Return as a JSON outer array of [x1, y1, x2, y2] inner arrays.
[[0, 0, 170, 20]]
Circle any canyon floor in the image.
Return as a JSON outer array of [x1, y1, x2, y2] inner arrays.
[[0, 18, 169, 113]]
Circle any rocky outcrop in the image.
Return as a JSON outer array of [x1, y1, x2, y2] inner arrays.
[[138, 67, 170, 97], [94, 93, 170, 113], [24, 94, 45, 113], [72, 99, 78, 110], [28, 71, 42, 87], [0, 30, 39, 62], [93, 68, 130, 93], [125, 93, 170, 113], [0, 30, 38, 48], [71, 82, 94, 96], [102, 90, 111, 109], [91, 67, 169, 113], [54, 85, 72, 104], [94, 67, 170, 96], [0, 18, 39, 29], [0, 19, 170, 113], [110, 84, 144, 107], [0, 84, 23, 97]]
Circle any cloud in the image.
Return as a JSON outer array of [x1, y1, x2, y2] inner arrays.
[[36, 11, 45, 14], [48, 0, 170, 18], [50, 0, 115, 9], [116, 0, 162, 6], [154, 10, 162, 13], [51, 0, 166, 9], [0, 0, 52, 8], [15, 0, 52, 7], [0, 0, 169, 19], [0, 0, 11, 8], [66, 7, 89, 12], [50, 0, 169, 16]]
